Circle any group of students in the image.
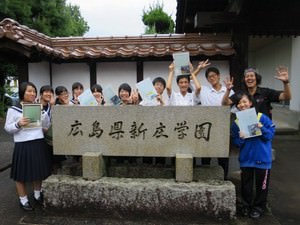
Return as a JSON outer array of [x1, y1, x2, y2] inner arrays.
[[4, 60, 291, 219]]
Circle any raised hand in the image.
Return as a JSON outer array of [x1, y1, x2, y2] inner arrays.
[[198, 59, 211, 70], [275, 66, 289, 83], [223, 76, 234, 90], [169, 63, 174, 73], [130, 89, 139, 104], [192, 59, 211, 77]]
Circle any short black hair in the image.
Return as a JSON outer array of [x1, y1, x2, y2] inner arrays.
[[118, 83, 131, 96], [55, 86, 68, 96], [91, 84, 103, 93], [205, 67, 220, 78], [19, 81, 37, 101], [72, 82, 84, 91], [176, 74, 190, 84], [233, 91, 255, 107], [152, 77, 166, 88], [40, 85, 54, 95]]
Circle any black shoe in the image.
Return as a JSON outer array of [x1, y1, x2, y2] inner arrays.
[[241, 207, 250, 217], [250, 209, 261, 219], [19, 201, 34, 211], [33, 192, 43, 205]]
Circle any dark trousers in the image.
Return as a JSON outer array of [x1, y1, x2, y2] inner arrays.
[[240, 167, 271, 212], [201, 157, 229, 180]]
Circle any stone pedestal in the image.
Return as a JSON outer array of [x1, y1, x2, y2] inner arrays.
[[82, 152, 105, 180], [43, 175, 236, 219], [176, 153, 193, 182]]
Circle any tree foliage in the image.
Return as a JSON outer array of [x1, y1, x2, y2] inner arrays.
[[142, 1, 174, 34], [0, 0, 90, 114], [0, 0, 89, 37]]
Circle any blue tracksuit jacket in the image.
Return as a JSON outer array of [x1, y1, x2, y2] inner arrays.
[[231, 112, 275, 169]]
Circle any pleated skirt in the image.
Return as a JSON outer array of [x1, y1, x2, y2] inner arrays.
[[10, 138, 51, 182]]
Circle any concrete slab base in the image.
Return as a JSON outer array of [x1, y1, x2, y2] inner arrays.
[[43, 175, 236, 219]]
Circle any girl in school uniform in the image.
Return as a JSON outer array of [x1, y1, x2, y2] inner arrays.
[[91, 84, 105, 105], [118, 83, 139, 105], [55, 86, 73, 105], [4, 82, 51, 211], [231, 92, 275, 219], [39, 85, 54, 119], [70, 82, 84, 104]]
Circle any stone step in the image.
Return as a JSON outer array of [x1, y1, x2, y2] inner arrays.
[[43, 175, 236, 219]]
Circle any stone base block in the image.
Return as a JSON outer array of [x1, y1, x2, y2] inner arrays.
[[176, 154, 193, 182], [82, 152, 105, 180], [43, 175, 236, 219]]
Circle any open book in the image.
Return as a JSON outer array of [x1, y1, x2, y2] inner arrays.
[[173, 52, 190, 76], [22, 103, 42, 128], [136, 77, 157, 102], [235, 107, 262, 138]]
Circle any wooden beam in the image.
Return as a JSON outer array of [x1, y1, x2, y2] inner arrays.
[[136, 61, 143, 82], [230, 30, 248, 92], [89, 62, 97, 88]]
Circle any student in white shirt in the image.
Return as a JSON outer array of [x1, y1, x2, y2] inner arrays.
[[139, 77, 167, 106], [198, 66, 234, 180], [5, 82, 51, 211], [166, 63, 202, 106]]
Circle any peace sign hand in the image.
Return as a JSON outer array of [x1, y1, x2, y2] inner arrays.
[[223, 76, 234, 90]]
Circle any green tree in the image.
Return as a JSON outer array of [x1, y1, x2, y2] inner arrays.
[[0, 0, 89, 37], [0, 0, 89, 115], [142, 1, 174, 34]]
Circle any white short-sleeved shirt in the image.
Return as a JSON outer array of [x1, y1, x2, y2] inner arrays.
[[140, 94, 169, 106], [168, 91, 199, 106], [199, 85, 234, 106]]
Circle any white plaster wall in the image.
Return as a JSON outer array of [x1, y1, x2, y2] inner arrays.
[[28, 61, 50, 93], [249, 38, 292, 91], [52, 63, 90, 95], [290, 37, 300, 111], [96, 62, 136, 94]]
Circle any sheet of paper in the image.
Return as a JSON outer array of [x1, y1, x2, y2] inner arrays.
[[235, 108, 262, 138], [78, 89, 98, 106], [103, 85, 121, 106], [136, 77, 157, 101], [173, 52, 190, 76]]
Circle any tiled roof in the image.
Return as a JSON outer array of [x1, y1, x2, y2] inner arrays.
[[0, 18, 235, 60]]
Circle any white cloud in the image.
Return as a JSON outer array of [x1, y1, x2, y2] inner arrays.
[[66, 0, 177, 37]]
